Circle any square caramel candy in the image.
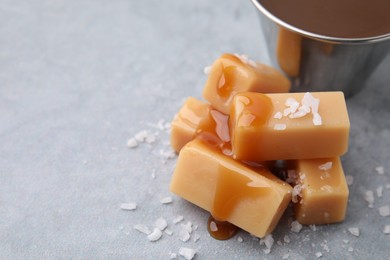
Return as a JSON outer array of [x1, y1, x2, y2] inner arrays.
[[293, 158, 349, 225], [170, 97, 230, 153], [203, 53, 291, 114], [170, 139, 292, 238], [230, 92, 350, 161]]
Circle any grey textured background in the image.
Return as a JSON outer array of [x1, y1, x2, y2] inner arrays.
[[1, 0, 390, 259]]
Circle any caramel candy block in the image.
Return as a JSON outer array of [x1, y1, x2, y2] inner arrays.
[[170, 97, 230, 153], [293, 158, 349, 225], [203, 53, 291, 114], [277, 28, 302, 77], [170, 139, 292, 238], [230, 92, 350, 161]]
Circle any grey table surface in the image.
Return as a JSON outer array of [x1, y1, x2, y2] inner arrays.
[[1, 0, 390, 259]]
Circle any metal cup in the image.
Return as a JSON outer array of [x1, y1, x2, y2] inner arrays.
[[251, 0, 390, 96]]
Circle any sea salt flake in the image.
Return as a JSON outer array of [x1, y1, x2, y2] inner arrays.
[[260, 234, 274, 250], [135, 130, 149, 142], [193, 234, 200, 242], [173, 215, 184, 224], [263, 248, 271, 254], [126, 138, 138, 148], [134, 224, 151, 235], [237, 236, 243, 243], [383, 225, 390, 234], [165, 229, 173, 236], [145, 133, 157, 144], [310, 225, 317, 231], [147, 228, 163, 242], [375, 166, 384, 175], [161, 196, 173, 204], [291, 220, 303, 233], [379, 206, 390, 217], [348, 247, 354, 252], [274, 124, 287, 131], [203, 65, 212, 75], [348, 227, 360, 237], [292, 184, 305, 203], [377, 186, 384, 197], [346, 175, 354, 185], [284, 235, 290, 243], [169, 253, 177, 259], [319, 162, 333, 171], [179, 247, 196, 260], [155, 217, 168, 231], [178, 229, 190, 242], [273, 111, 283, 119], [120, 203, 137, 211], [282, 254, 290, 259], [315, 252, 323, 258], [365, 190, 375, 208], [181, 221, 193, 234], [313, 113, 322, 126]]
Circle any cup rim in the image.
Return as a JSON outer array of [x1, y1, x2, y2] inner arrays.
[[251, 0, 390, 44]]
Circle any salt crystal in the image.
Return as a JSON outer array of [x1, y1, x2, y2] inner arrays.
[[274, 124, 287, 131], [291, 220, 303, 233], [120, 203, 137, 211], [173, 215, 184, 224], [260, 234, 274, 251], [145, 133, 156, 144], [203, 66, 211, 75], [178, 229, 190, 242], [348, 247, 354, 252], [318, 162, 333, 171], [377, 186, 384, 198], [379, 206, 390, 217], [315, 252, 322, 258], [292, 184, 305, 203], [155, 217, 168, 231], [263, 248, 271, 254], [134, 224, 151, 235], [282, 254, 290, 259], [343, 240, 349, 244], [365, 190, 375, 208], [179, 247, 196, 260], [147, 228, 163, 242], [375, 166, 384, 175], [283, 235, 290, 243], [277, 240, 282, 246], [348, 227, 360, 237], [310, 225, 317, 231], [169, 253, 177, 259], [313, 113, 322, 126], [126, 138, 138, 148], [161, 196, 173, 204], [346, 175, 354, 185], [237, 236, 244, 243], [193, 234, 200, 242], [165, 229, 173, 236], [273, 111, 283, 119], [135, 130, 149, 142], [383, 225, 390, 234], [181, 221, 193, 234]]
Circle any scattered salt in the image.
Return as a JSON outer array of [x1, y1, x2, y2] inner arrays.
[[348, 227, 360, 237], [315, 252, 322, 258], [135, 130, 149, 142], [274, 124, 287, 131], [237, 236, 243, 243], [291, 220, 303, 233], [273, 111, 283, 119], [134, 224, 151, 235], [375, 166, 384, 175], [263, 248, 271, 254], [292, 184, 305, 203], [181, 222, 193, 234], [377, 186, 384, 198], [126, 138, 138, 148], [178, 229, 190, 242], [283, 235, 290, 243], [260, 234, 274, 251], [161, 196, 173, 204], [365, 190, 375, 208], [169, 253, 177, 259], [379, 206, 390, 217], [147, 228, 163, 242], [173, 215, 184, 224], [346, 175, 354, 185], [319, 162, 333, 171], [203, 66, 212, 75], [179, 247, 196, 260], [145, 133, 157, 144], [282, 253, 290, 259], [313, 113, 322, 126], [155, 217, 168, 231], [165, 229, 173, 236], [309, 225, 317, 231], [343, 239, 349, 244], [193, 234, 200, 242], [120, 203, 137, 211], [383, 225, 390, 234], [348, 247, 354, 252]]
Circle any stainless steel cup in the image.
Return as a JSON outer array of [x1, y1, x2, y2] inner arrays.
[[251, 0, 390, 96]]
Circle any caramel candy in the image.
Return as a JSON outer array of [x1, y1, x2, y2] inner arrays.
[[203, 53, 291, 114], [277, 28, 302, 77], [293, 158, 349, 225], [170, 139, 292, 238], [230, 92, 350, 161], [170, 97, 230, 153]]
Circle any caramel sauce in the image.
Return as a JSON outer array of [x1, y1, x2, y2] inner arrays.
[[207, 215, 238, 240], [235, 94, 273, 127]]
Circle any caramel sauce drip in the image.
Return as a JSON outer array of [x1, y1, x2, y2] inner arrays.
[[234, 94, 273, 127], [207, 215, 238, 240]]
